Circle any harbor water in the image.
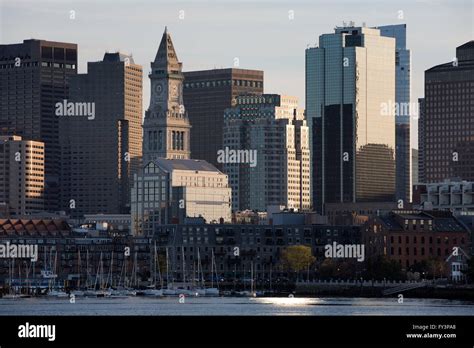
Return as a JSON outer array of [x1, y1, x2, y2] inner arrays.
[[1, 296, 473, 316]]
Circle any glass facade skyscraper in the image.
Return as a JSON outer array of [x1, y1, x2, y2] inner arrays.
[[377, 24, 412, 204], [306, 25, 396, 213]]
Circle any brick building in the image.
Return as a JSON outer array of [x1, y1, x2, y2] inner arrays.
[[363, 210, 471, 272]]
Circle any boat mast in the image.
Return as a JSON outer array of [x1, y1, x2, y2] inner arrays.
[[182, 246, 186, 287]]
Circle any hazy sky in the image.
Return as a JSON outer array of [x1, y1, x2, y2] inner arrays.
[[1, 0, 473, 148]]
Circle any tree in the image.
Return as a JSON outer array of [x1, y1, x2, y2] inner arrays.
[[318, 258, 337, 279], [424, 257, 447, 279], [280, 245, 316, 280], [364, 255, 404, 280]]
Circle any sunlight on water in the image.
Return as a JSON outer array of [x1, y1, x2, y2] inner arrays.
[[251, 297, 317, 306]]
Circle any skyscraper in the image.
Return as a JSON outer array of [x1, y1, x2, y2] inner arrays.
[[418, 97, 425, 183], [60, 52, 143, 217], [223, 94, 310, 212], [306, 25, 396, 214], [0, 135, 45, 217], [422, 41, 474, 183], [377, 24, 412, 204], [143, 27, 191, 162], [0, 39, 77, 212], [183, 68, 264, 168]]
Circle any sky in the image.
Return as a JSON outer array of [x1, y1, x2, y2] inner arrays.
[[1, 0, 473, 148]]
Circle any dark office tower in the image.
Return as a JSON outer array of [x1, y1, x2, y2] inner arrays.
[[306, 25, 396, 214], [183, 68, 264, 168], [60, 53, 142, 218], [423, 41, 474, 183], [0, 39, 77, 212], [377, 24, 412, 204], [418, 98, 425, 183]]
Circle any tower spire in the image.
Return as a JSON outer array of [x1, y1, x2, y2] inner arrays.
[[143, 27, 191, 162], [153, 27, 180, 70]]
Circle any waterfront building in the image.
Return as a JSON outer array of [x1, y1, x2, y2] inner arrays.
[[152, 222, 361, 282], [0, 218, 361, 286], [363, 210, 471, 272]]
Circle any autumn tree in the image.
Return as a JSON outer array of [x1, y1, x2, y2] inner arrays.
[[280, 245, 316, 281]]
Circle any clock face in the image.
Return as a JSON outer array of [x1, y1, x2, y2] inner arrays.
[[154, 82, 163, 96]]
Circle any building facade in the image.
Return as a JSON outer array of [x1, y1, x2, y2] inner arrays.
[[143, 28, 191, 162], [306, 25, 396, 214], [417, 98, 425, 183], [183, 68, 264, 169], [413, 180, 474, 212], [59, 52, 143, 218], [0, 136, 45, 217], [325, 201, 398, 226], [152, 223, 361, 282], [131, 158, 232, 236], [422, 41, 474, 183], [0, 218, 360, 288], [0, 39, 78, 212], [223, 94, 310, 212], [364, 210, 470, 272], [412, 148, 419, 186], [377, 24, 412, 204]]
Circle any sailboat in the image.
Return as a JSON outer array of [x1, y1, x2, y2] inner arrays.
[[47, 251, 68, 298], [236, 261, 256, 297], [177, 246, 194, 296], [142, 242, 163, 297], [162, 247, 177, 296], [3, 259, 20, 299], [205, 249, 219, 297], [191, 248, 206, 296], [71, 250, 85, 297], [113, 254, 136, 296], [97, 252, 111, 297]]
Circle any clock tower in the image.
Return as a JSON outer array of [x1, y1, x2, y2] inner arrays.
[[143, 27, 191, 162]]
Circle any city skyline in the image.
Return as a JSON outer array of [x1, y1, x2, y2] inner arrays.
[[2, 0, 473, 149], [0, 1, 473, 344]]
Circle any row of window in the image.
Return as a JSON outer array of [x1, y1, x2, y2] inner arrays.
[[184, 80, 262, 89]]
